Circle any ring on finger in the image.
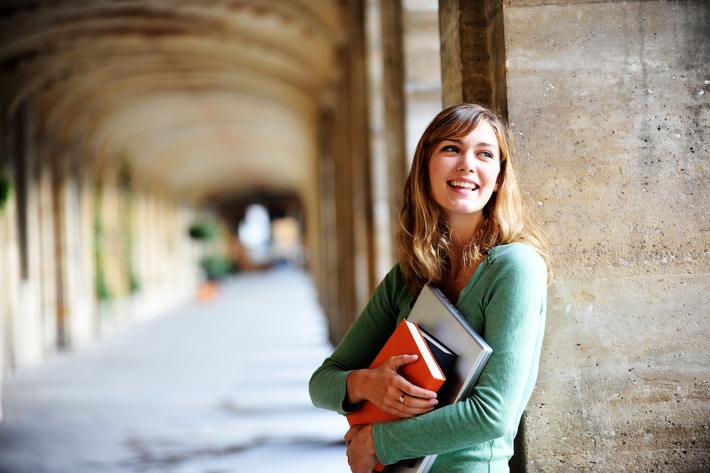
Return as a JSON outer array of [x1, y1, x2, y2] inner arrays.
[[398, 394, 405, 404]]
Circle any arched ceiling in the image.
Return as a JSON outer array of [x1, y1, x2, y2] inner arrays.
[[0, 0, 345, 204]]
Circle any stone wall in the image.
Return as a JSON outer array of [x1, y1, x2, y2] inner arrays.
[[504, 1, 710, 471]]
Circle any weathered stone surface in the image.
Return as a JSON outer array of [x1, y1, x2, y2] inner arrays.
[[506, 1, 710, 470]]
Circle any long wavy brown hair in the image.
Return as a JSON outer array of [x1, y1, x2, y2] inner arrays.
[[396, 103, 551, 293]]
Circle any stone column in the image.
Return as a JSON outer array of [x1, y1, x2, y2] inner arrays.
[[0, 122, 9, 420], [53, 144, 97, 349], [503, 1, 710, 471], [315, 106, 341, 342], [11, 99, 46, 368], [347, 0, 376, 312], [365, 0, 443, 280], [37, 144, 58, 354], [439, 0, 507, 115], [318, 0, 376, 343], [401, 0, 442, 161], [365, 0, 395, 279], [50, 145, 70, 349], [379, 0, 408, 262]]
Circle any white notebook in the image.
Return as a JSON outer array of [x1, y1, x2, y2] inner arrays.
[[385, 283, 493, 473]]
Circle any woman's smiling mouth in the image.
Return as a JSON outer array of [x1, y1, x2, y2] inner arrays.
[[448, 179, 479, 191]]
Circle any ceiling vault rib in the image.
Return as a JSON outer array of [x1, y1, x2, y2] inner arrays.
[[0, 0, 346, 204]]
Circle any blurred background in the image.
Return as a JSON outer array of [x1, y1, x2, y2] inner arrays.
[[0, 0, 708, 472]]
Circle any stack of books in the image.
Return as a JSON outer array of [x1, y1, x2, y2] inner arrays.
[[347, 283, 493, 473]]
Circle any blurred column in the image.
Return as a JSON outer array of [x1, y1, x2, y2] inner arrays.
[[378, 0, 407, 273], [37, 141, 59, 355], [402, 0, 442, 161], [317, 0, 375, 343], [365, 0, 395, 280], [0, 117, 21, 377], [10, 100, 46, 368], [316, 106, 339, 341], [52, 145, 97, 349], [439, 0, 507, 115]]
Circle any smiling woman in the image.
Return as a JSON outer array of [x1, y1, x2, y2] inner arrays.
[[310, 103, 552, 473], [427, 121, 501, 228], [397, 104, 545, 295]]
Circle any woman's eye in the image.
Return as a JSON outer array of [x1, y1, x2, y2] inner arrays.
[[441, 145, 459, 153], [479, 150, 494, 159]]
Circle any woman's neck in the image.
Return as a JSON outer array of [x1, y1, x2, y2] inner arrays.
[[441, 218, 485, 303], [440, 256, 482, 304], [447, 211, 483, 246]]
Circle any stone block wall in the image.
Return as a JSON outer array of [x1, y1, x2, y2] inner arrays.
[[504, 1, 710, 471]]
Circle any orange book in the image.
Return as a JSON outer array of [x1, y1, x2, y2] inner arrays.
[[347, 319, 447, 427], [347, 319, 447, 472]]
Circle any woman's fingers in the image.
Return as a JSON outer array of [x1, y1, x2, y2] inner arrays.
[[377, 359, 439, 417], [383, 354, 439, 399], [392, 391, 439, 418], [400, 392, 439, 409], [384, 353, 419, 370], [360, 354, 440, 418]]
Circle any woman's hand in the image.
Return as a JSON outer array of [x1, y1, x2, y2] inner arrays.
[[346, 354, 438, 418], [345, 424, 377, 473]]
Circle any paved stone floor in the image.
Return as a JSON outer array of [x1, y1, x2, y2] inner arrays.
[[0, 268, 350, 473]]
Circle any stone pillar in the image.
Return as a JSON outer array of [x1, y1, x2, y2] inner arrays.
[[0, 122, 9, 420], [37, 145, 58, 354], [73, 153, 98, 347], [10, 99, 46, 368], [363, 0, 443, 284], [317, 0, 376, 343], [439, 0, 507, 115], [365, 0, 395, 279], [347, 0, 376, 312], [51, 146, 70, 349], [379, 0, 408, 264], [401, 0, 442, 161], [503, 1, 710, 471], [52, 144, 96, 349], [0, 120, 19, 377], [316, 106, 341, 341], [315, 111, 341, 343]]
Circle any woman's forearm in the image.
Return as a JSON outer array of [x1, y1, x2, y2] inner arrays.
[[345, 369, 368, 406]]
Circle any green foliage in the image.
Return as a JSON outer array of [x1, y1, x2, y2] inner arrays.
[[95, 265, 112, 301], [0, 170, 10, 213], [199, 254, 232, 281], [188, 221, 218, 241], [121, 163, 140, 295], [129, 274, 141, 294], [93, 182, 112, 301]]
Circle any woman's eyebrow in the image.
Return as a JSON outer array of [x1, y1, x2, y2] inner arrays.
[[439, 138, 498, 151], [442, 138, 497, 148]]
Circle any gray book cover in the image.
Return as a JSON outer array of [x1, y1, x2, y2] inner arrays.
[[385, 283, 492, 473]]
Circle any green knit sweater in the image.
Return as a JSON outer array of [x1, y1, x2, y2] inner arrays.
[[309, 243, 548, 473]]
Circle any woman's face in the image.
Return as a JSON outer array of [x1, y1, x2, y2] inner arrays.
[[428, 121, 501, 228]]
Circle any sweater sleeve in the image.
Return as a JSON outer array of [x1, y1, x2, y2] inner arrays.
[[372, 244, 548, 465], [308, 266, 414, 415]]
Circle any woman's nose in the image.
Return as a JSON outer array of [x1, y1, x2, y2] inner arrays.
[[457, 150, 476, 172]]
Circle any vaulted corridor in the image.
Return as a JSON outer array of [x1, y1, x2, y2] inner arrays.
[[0, 268, 348, 473], [1, 1, 708, 471]]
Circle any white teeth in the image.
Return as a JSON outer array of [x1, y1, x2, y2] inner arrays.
[[449, 180, 477, 190]]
